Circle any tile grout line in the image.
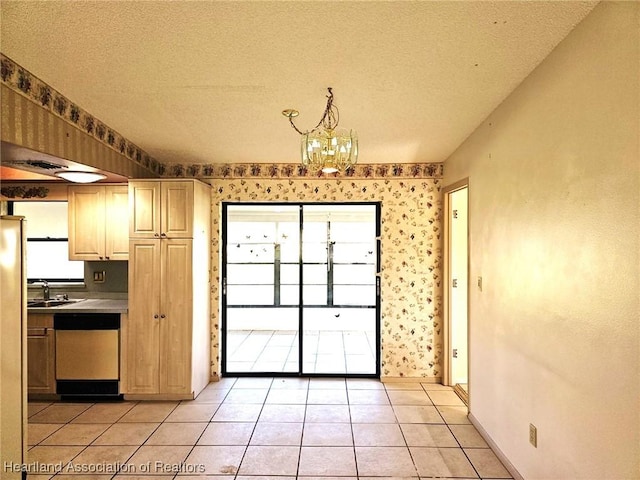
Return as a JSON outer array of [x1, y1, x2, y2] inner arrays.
[[345, 382, 360, 479], [39, 401, 97, 478], [167, 392, 229, 478], [387, 385, 425, 478], [233, 377, 275, 477], [110, 400, 181, 478], [422, 382, 485, 480], [28, 379, 511, 480], [253, 330, 276, 372], [227, 330, 251, 369], [294, 378, 311, 478]]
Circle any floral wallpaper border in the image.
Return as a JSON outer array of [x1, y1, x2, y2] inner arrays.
[[164, 162, 443, 180], [0, 54, 162, 175], [0, 186, 49, 199]]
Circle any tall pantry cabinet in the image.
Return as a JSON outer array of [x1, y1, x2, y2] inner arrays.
[[124, 179, 211, 399]]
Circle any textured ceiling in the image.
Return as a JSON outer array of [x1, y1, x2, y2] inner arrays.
[[0, 1, 597, 166]]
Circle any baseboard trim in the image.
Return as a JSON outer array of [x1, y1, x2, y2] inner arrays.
[[468, 412, 524, 480], [123, 393, 194, 401], [28, 393, 60, 401], [382, 376, 442, 384], [453, 383, 469, 405]]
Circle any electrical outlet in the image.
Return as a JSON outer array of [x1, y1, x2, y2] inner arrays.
[[93, 271, 105, 283], [529, 423, 537, 447]]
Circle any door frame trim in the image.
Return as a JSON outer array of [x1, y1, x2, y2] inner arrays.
[[220, 201, 381, 378], [442, 179, 470, 391]]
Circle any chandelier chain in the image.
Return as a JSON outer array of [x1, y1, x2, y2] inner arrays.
[[287, 87, 340, 135]]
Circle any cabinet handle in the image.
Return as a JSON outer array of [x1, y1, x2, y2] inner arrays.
[[99, 256, 103, 260], [161, 232, 167, 237], [160, 314, 166, 319], [105, 256, 110, 260], [154, 233, 160, 238], [154, 314, 159, 319], [28, 328, 48, 336]]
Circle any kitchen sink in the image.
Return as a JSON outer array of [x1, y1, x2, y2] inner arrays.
[[27, 299, 85, 308]]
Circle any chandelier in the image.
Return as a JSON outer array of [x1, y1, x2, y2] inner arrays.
[[282, 87, 358, 174]]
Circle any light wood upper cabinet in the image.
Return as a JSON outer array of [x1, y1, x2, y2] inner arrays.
[[129, 182, 160, 238], [68, 185, 128, 261], [105, 187, 129, 259], [129, 181, 194, 238], [68, 186, 105, 260]]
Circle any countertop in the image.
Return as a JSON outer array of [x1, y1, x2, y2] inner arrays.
[[27, 298, 128, 314]]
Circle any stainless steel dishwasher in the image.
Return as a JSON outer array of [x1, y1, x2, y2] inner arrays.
[[54, 313, 121, 397]]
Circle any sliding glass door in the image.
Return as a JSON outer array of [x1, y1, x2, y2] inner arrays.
[[222, 203, 380, 376]]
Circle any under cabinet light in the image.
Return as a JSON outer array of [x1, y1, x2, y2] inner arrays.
[[54, 171, 107, 183]]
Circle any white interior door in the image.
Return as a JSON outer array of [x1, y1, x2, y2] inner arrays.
[[450, 187, 468, 386]]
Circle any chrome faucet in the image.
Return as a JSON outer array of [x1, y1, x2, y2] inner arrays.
[[40, 280, 50, 300]]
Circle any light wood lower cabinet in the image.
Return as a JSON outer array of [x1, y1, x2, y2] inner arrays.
[[160, 240, 194, 392], [125, 240, 161, 393], [126, 239, 193, 394], [27, 314, 55, 395]]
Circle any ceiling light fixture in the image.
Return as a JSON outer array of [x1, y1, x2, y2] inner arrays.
[[282, 87, 358, 174], [54, 171, 107, 183]]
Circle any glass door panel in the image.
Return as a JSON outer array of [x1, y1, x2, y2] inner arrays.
[[224, 205, 300, 373], [302, 204, 378, 375]]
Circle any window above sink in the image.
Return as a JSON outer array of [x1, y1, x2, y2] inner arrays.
[[11, 201, 84, 284]]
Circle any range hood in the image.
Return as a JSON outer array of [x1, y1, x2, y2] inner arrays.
[[4, 159, 68, 174], [1, 142, 128, 183]]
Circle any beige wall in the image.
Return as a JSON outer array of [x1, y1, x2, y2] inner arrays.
[[0, 85, 155, 180], [444, 2, 639, 479], [210, 178, 443, 380]]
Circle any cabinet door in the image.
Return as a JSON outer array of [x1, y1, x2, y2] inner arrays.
[[129, 182, 160, 238], [68, 186, 106, 260], [105, 186, 129, 260], [159, 239, 192, 393], [126, 239, 161, 393], [27, 329, 55, 394], [161, 182, 193, 238]]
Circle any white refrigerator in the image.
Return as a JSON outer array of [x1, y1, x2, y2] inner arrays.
[[0, 216, 27, 479]]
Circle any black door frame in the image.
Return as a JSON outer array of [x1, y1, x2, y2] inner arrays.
[[221, 201, 381, 378]]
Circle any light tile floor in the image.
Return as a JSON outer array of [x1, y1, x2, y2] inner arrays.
[[226, 331, 377, 374], [26, 378, 513, 479]]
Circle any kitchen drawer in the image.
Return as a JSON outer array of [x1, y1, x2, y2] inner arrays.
[[28, 313, 53, 328]]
